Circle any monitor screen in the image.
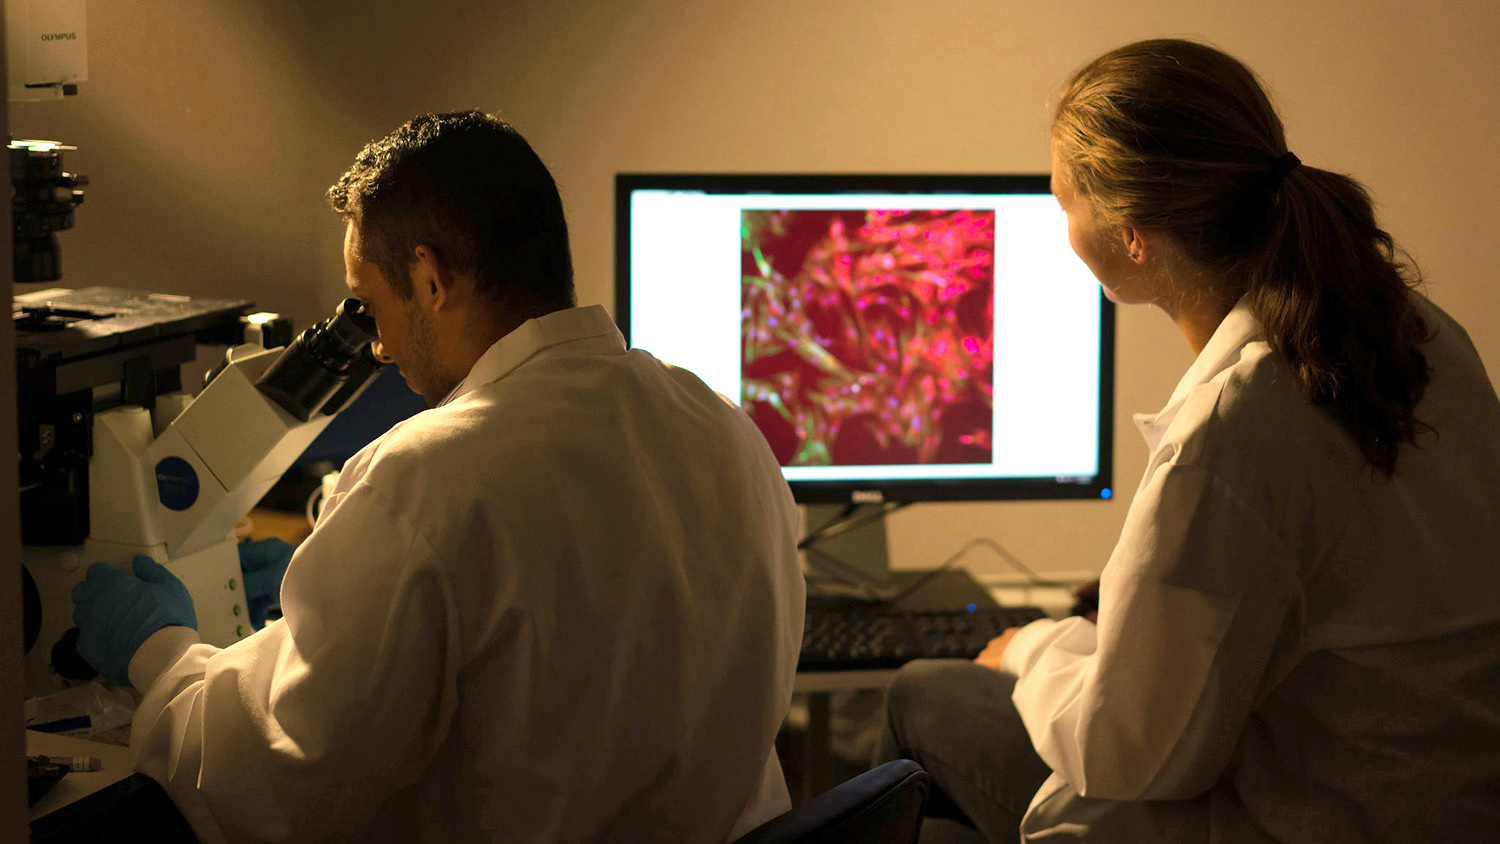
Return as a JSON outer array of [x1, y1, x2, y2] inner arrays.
[[615, 174, 1113, 504]]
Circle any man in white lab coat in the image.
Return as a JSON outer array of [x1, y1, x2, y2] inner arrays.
[[71, 110, 806, 843]]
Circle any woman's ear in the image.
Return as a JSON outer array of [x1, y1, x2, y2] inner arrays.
[[1120, 227, 1152, 265]]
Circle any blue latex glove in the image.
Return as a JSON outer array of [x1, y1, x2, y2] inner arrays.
[[71, 555, 197, 685], [238, 538, 295, 630]]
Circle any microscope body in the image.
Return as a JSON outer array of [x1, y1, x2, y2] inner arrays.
[[19, 287, 376, 698]]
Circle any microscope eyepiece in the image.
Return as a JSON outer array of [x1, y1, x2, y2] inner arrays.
[[301, 298, 376, 374], [255, 298, 381, 421]]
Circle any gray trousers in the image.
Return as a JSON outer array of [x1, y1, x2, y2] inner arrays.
[[874, 659, 1054, 844]]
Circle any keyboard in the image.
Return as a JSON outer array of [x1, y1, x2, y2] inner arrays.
[[799, 603, 1050, 671]]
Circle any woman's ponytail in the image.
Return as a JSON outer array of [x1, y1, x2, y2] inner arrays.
[[1246, 165, 1431, 475]]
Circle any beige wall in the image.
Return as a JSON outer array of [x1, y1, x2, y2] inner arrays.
[[12, 0, 1498, 580]]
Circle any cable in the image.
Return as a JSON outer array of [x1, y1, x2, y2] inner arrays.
[[799, 502, 910, 601], [799, 506, 1071, 608], [305, 485, 323, 529], [803, 502, 858, 541], [966, 538, 1072, 589], [797, 502, 866, 549], [886, 536, 1071, 604], [305, 469, 342, 529], [796, 501, 911, 550]]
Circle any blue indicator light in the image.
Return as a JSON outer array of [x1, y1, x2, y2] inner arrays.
[[1101, 488, 1113, 499], [966, 602, 977, 612]]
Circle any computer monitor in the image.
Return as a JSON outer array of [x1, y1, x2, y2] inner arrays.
[[616, 174, 1114, 516]]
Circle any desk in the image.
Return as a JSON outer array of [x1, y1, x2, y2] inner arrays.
[[27, 730, 197, 843], [27, 730, 133, 821], [790, 568, 1001, 800], [790, 670, 898, 802], [23, 508, 307, 842], [245, 506, 313, 544]]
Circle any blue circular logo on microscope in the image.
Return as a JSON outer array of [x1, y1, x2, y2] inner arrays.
[[155, 457, 200, 511]]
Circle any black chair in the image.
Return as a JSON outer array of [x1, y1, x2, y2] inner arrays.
[[736, 759, 930, 844]]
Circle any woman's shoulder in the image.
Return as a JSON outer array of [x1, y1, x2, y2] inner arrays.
[[1413, 296, 1495, 394], [1163, 340, 1359, 482]]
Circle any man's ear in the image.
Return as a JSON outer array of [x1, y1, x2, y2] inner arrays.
[[410, 245, 454, 310]]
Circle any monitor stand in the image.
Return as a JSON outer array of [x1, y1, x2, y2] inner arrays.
[[801, 504, 1000, 610], [802, 503, 892, 597]]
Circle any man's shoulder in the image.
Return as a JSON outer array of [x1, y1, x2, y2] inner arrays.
[[340, 400, 509, 485], [345, 348, 774, 495]]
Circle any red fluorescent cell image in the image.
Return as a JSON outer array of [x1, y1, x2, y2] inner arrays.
[[741, 208, 996, 467]]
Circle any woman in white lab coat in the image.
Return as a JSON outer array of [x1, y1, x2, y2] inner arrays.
[[877, 38, 1500, 844]]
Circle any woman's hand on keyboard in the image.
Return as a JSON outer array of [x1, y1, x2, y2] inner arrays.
[[974, 627, 1023, 672], [1072, 579, 1101, 623]]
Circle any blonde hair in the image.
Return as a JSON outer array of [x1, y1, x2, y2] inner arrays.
[[1053, 38, 1431, 476]]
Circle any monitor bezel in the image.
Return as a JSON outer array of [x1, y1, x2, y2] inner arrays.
[[615, 172, 1115, 505]]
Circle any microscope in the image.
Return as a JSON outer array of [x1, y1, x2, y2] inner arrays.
[[10, 0, 382, 700], [17, 286, 381, 698]]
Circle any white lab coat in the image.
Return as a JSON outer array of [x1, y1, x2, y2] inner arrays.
[[1000, 297, 1500, 842], [126, 305, 806, 843]]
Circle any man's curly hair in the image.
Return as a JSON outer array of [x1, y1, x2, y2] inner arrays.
[[328, 110, 574, 311]]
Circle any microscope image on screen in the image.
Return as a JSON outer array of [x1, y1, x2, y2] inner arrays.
[[621, 173, 1110, 507], [741, 208, 996, 467]]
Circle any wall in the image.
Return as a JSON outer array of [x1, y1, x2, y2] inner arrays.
[[10, 0, 1498, 582], [2, 5, 23, 835]]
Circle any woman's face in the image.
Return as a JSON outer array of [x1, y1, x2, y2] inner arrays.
[[1050, 146, 1158, 306]]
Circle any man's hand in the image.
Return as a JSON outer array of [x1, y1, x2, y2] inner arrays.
[[71, 555, 198, 685], [974, 627, 1023, 672]]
